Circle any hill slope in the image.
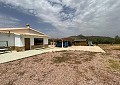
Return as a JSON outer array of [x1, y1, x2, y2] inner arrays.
[[68, 34, 115, 44]]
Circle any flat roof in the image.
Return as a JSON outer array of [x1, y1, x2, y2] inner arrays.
[[74, 39, 87, 42]]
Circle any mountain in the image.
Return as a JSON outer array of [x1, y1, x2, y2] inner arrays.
[[68, 34, 116, 44]]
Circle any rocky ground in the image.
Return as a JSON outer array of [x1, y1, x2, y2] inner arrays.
[[0, 46, 120, 85]]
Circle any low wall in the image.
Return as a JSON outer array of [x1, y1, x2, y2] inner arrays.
[[31, 45, 43, 49], [13, 44, 48, 52], [43, 44, 48, 48], [15, 46, 25, 52]]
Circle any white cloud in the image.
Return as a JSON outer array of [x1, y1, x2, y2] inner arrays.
[[0, 0, 120, 37], [0, 14, 20, 27]]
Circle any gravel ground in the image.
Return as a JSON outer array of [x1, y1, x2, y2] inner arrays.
[[0, 49, 120, 85]]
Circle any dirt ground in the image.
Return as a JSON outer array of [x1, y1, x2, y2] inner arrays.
[[0, 45, 120, 85]]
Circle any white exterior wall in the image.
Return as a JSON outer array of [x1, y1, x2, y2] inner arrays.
[[15, 35, 35, 47], [22, 36, 36, 45], [30, 37, 34, 46], [0, 33, 15, 46], [15, 34, 24, 47], [21, 36, 34, 49], [43, 37, 48, 45], [0, 33, 48, 47], [22, 36, 48, 46]]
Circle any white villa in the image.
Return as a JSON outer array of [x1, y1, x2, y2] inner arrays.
[[0, 24, 48, 52]]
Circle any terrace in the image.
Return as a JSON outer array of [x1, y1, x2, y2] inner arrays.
[[0, 46, 105, 64]]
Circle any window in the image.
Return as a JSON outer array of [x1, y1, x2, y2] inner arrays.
[[34, 38, 43, 45]]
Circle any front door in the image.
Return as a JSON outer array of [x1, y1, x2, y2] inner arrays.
[[25, 38, 30, 50]]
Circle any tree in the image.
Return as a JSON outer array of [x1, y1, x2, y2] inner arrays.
[[114, 35, 120, 44]]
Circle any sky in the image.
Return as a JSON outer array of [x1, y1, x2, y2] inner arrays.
[[0, 0, 120, 38]]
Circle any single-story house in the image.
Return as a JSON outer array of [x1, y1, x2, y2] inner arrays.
[[0, 24, 48, 52], [74, 39, 88, 46]]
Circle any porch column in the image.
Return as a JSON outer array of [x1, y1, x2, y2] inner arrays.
[[62, 40, 64, 48], [67, 41, 68, 47], [43, 37, 48, 48], [52, 40, 54, 47]]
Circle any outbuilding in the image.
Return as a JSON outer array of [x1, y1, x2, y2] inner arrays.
[[74, 39, 88, 46], [0, 24, 48, 52]]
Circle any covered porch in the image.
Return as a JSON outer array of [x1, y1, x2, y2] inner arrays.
[[50, 38, 74, 48]]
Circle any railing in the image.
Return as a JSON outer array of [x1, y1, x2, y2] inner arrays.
[[0, 41, 12, 53]]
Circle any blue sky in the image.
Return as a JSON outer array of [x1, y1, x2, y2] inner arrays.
[[0, 0, 120, 38]]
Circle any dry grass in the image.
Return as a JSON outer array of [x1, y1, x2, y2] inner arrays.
[[53, 56, 71, 63], [0, 45, 120, 85], [108, 59, 120, 71], [52, 51, 94, 64], [98, 44, 120, 50]]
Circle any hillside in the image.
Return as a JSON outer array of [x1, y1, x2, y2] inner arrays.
[[68, 34, 120, 44]]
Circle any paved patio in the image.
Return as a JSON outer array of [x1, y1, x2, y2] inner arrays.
[[0, 46, 105, 64]]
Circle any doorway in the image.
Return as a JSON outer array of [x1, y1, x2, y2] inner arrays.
[[24, 38, 30, 50]]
